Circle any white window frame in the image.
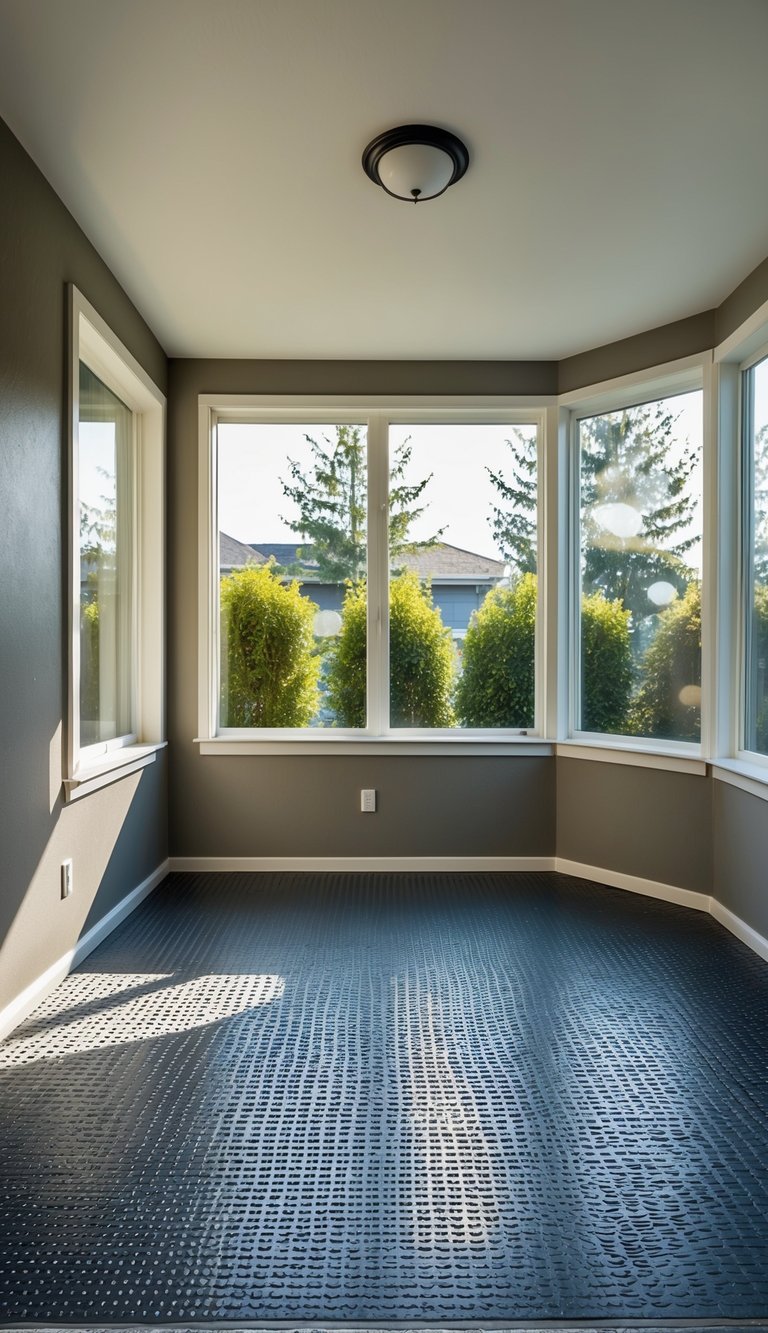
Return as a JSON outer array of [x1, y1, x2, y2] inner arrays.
[[710, 298, 768, 799], [197, 395, 555, 755], [558, 353, 710, 773], [67, 286, 166, 800]]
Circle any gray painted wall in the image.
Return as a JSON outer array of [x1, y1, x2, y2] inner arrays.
[[713, 782, 768, 940], [558, 312, 716, 394], [174, 754, 554, 859], [556, 758, 713, 895], [715, 254, 768, 347], [0, 116, 168, 1011]]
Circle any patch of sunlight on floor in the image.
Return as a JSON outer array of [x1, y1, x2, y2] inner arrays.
[[402, 984, 501, 1250], [0, 972, 285, 1063]]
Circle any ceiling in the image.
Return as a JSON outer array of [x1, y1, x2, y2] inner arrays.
[[1, 0, 768, 361]]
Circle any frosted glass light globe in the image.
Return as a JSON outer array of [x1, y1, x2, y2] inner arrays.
[[377, 143, 455, 201]]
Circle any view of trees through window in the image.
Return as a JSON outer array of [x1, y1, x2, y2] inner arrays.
[[744, 356, 768, 755], [78, 363, 133, 748], [216, 402, 703, 736], [578, 392, 703, 741]]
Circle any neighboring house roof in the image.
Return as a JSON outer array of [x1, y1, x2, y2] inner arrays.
[[250, 543, 315, 570], [395, 543, 505, 582], [220, 532, 266, 570], [225, 538, 506, 583]]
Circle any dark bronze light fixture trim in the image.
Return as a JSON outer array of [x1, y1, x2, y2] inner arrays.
[[362, 124, 470, 202]]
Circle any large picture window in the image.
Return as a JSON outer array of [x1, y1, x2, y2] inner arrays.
[[203, 407, 542, 739], [742, 353, 768, 757], [575, 390, 703, 744], [69, 287, 165, 796]]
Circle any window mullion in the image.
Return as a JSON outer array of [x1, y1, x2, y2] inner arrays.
[[366, 414, 389, 735]]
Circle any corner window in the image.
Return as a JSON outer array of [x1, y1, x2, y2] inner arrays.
[[201, 404, 543, 742], [742, 353, 768, 756], [68, 288, 165, 795], [575, 389, 703, 745]]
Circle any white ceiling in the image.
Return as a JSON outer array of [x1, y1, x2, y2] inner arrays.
[[1, 0, 768, 361]]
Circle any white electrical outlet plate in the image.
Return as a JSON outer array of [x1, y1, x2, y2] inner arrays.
[[61, 859, 73, 899], [360, 788, 377, 813]]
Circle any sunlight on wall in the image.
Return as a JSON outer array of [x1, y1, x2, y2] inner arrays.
[[0, 972, 285, 1064]]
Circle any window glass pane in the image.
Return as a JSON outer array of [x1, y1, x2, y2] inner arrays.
[[745, 356, 768, 754], [388, 423, 538, 729], [218, 423, 367, 728], [78, 363, 133, 747], [578, 391, 703, 741]]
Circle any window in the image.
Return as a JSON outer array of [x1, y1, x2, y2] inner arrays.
[[68, 287, 165, 797], [78, 363, 133, 749], [742, 352, 768, 757], [200, 403, 544, 743], [574, 388, 703, 746]]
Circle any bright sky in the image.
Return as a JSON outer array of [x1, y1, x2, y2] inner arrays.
[[79, 422, 116, 522], [218, 396, 704, 567], [218, 421, 529, 560]]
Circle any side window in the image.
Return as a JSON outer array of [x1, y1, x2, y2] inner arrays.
[[69, 288, 165, 791], [78, 362, 134, 752], [575, 391, 703, 744], [743, 354, 768, 756]]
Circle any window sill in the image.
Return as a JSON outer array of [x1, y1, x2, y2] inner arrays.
[[712, 758, 768, 802], [64, 742, 167, 802], [556, 740, 706, 776], [195, 736, 554, 757]]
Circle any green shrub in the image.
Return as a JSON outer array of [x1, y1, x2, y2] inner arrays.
[[455, 574, 536, 727], [327, 571, 455, 727], [455, 574, 632, 732], [80, 599, 100, 724], [752, 583, 768, 752], [629, 582, 701, 741], [581, 590, 633, 733], [220, 563, 320, 727], [325, 581, 367, 727]]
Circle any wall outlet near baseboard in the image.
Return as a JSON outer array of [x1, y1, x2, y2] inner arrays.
[[61, 859, 73, 899], [360, 789, 377, 813]]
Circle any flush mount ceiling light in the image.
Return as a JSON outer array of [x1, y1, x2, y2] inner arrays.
[[362, 124, 469, 203]]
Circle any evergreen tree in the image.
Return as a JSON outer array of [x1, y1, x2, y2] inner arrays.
[[280, 426, 442, 582], [488, 401, 700, 647], [752, 423, 768, 585], [579, 401, 698, 643], [486, 427, 537, 575]]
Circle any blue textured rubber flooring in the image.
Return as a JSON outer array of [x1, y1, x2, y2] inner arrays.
[[1, 871, 767, 1323]]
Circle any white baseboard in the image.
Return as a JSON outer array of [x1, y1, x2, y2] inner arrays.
[[554, 857, 711, 913], [168, 855, 557, 873], [710, 897, 768, 964], [0, 858, 169, 1042]]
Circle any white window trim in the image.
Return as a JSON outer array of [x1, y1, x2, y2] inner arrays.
[[197, 394, 552, 752], [67, 286, 166, 800], [563, 353, 710, 759], [194, 355, 745, 773], [713, 300, 768, 788]]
